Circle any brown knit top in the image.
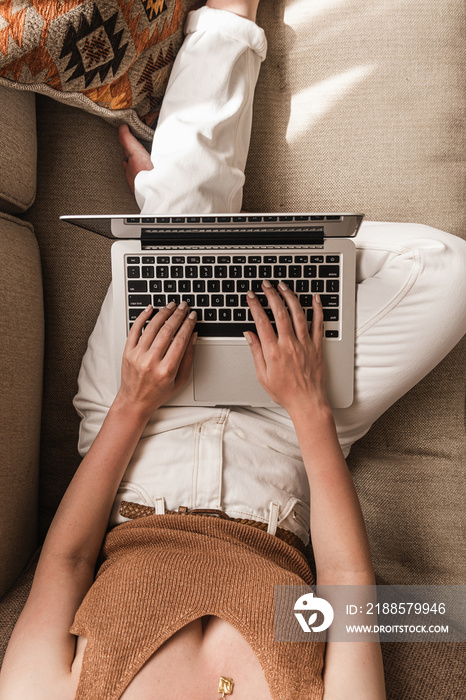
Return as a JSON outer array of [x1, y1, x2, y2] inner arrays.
[[70, 514, 325, 699]]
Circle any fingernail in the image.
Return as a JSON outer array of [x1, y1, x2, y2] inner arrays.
[[262, 280, 272, 288], [166, 301, 176, 309], [243, 331, 253, 344], [278, 281, 288, 291], [179, 301, 188, 310], [247, 290, 256, 299], [188, 310, 197, 320], [314, 294, 321, 305], [145, 303, 153, 312]]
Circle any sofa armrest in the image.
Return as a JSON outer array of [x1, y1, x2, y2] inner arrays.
[[0, 85, 36, 214], [0, 213, 43, 598]]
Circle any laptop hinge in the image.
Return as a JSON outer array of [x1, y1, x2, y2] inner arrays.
[[141, 227, 325, 248]]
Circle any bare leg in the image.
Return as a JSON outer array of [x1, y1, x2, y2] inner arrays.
[[206, 0, 260, 22]]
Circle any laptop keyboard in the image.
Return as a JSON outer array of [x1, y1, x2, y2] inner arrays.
[[125, 252, 341, 338]]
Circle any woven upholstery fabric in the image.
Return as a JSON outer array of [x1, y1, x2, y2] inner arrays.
[[245, 0, 466, 237], [0, 214, 43, 598], [0, 0, 203, 140], [0, 84, 36, 213]]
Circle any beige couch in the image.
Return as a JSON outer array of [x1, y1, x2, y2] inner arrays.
[[0, 2, 465, 697]]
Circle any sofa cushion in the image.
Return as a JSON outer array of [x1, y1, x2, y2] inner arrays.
[[0, 0, 203, 141], [0, 213, 43, 598], [0, 85, 36, 213]]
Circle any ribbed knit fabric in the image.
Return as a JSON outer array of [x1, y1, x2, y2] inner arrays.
[[70, 514, 325, 699]]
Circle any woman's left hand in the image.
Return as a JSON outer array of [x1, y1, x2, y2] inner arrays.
[[115, 301, 197, 421]]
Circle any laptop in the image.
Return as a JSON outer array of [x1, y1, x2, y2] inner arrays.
[[61, 213, 363, 408]]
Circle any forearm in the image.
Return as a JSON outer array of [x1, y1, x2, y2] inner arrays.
[[41, 397, 148, 567], [290, 405, 375, 585]]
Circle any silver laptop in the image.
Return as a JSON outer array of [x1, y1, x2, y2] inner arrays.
[[61, 213, 363, 408]]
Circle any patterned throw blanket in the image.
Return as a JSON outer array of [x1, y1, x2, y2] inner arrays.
[[0, 0, 203, 138]]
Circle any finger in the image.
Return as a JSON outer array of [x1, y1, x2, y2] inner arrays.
[[160, 309, 198, 371], [311, 294, 324, 349], [246, 290, 277, 346], [243, 329, 267, 380], [125, 303, 153, 350], [173, 330, 198, 390], [276, 281, 310, 341], [136, 301, 177, 351], [261, 280, 295, 338]]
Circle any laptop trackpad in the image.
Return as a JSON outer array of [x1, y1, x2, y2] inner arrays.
[[193, 343, 271, 405]]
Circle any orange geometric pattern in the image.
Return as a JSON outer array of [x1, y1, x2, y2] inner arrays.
[[0, 0, 204, 129]]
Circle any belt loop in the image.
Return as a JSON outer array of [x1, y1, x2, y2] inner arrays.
[[154, 497, 166, 514], [267, 501, 280, 535]]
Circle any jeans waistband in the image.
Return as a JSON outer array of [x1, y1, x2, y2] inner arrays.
[[119, 500, 311, 559]]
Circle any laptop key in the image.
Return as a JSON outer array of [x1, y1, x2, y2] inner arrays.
[[319, 265, 340, 277], [214, 266, 228, 278], [182, 295, 195, 306], [185, 266, 198, 278], [323, 309, 339, 321], [212, 295, 224, 307], [150, 280, 162, 292], [274, 265, 287, 278], [326, 279, 339, 292], [127, 256, 140, 264], [311, 280, 324, 293], [259, 265, 272, 278], [197, 295, 209, 306], [142, 256, 155, 264], [195, 322, 260, 337], [127, 266, 140, 278], [129, 294, 151, 307], [226, 295, 239, 306], [219, 309, 232, 321], [193, 281, 206, 292], [200, 266, 213, 278], [310, 255, 324, 263], [303, 265, 317, 278], [164, 280, 177, 292], [152, 294, 166, 306], [128, 280, 147, 292], [205, 309, 217, 321], [222, 280, 235, 292], [321, 294, 339, 307], [179, 280, 191, 292], [156, 266, 169, 278], [208, 280, 220, 292], [233, 308, 246, 321], [295, 280, 309, 293]]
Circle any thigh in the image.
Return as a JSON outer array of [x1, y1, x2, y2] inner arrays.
[[333, 221, 466, 454]]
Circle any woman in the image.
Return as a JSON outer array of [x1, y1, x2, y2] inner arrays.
[[0, 1, 465, 698]]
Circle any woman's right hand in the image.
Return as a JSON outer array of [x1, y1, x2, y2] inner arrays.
[[244, 281, 330, 419], [115, 301, 197, 421]]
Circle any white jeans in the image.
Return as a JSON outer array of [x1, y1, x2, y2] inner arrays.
[[73, 7, 466, 544]]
